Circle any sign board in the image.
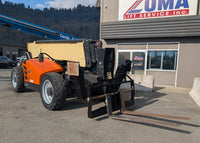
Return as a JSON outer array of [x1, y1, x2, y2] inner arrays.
[[119, 0, 198, 20]]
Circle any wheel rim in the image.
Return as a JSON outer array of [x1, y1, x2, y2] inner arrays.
[[42, 79, 54, 104], [12, 72, 17, 88]]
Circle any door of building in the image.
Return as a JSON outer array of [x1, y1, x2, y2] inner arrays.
[[118, 50, 146, 75], [132, 51, 146, 75]]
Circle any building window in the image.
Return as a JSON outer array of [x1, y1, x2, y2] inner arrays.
[[148, 51, 162, 69], [118, 52, 130, 66], [118, 50, 178, 75], [148, 51, 177, 70]]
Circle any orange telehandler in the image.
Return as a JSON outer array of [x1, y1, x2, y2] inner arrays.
[[11, 39, 135, 118], [10, 39, 191, 127]]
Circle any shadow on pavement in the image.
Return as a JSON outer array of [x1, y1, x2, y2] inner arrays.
[[94, 88, 200, 134], [62, 99, 88, 110]]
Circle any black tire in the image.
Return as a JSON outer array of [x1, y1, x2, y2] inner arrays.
[[11, 66, 25, 92], [40, 72, 67, 110]]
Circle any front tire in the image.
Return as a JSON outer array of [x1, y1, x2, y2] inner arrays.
[[40, 72, 67, 110], [11, 66, 25, 92]]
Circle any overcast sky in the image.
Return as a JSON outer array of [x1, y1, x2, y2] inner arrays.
[[2, 0, 97, 9]]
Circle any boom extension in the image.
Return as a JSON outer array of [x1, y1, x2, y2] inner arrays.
[[0, 14, 80, 40]]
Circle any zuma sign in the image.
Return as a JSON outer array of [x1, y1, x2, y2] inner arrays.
[[119, 0, 198, 20]]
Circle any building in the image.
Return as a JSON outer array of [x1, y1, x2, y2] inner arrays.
[[0, 43, 26, 60], [96, 0, 200, 88]]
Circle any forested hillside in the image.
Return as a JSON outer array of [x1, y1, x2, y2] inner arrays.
[[0, 1, 100, 46]]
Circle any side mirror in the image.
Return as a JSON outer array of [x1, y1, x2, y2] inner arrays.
[[39, 53, 44, 62]]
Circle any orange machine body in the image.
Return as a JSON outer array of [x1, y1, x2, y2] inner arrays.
[[23, 59, 64, 85]]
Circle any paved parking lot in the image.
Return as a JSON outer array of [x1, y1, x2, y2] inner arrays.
[[0, 69, 200, 143]]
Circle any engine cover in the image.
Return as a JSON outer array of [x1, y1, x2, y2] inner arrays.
[[23, 59, 63, 85]]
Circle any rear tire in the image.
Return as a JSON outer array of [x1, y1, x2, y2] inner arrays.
[[11, 66, 25, 92], [40, 72, 67, 110]]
